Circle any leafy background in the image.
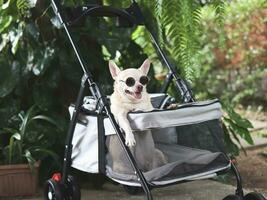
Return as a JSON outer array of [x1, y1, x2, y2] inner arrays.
[[0, 0, 266, 182]]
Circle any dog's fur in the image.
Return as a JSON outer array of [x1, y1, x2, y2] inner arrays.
[[107, 59, 167, 173]]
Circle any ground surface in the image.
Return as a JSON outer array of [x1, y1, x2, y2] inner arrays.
[[5, 158, 267, 200], [3, 180, 253, 200], [230, 109, 267, 196], [232, 146, 267, 196], [79, 180, 245, 200], [4, 109, 267, 200]]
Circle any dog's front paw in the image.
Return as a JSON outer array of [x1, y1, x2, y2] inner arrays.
[[125, 133, 136, 147]]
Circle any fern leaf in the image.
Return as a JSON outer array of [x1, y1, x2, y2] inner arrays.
[[213, 0, 225, 27], [16, 0, 37, 17]]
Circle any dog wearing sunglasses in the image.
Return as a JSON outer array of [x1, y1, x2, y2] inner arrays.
[[107, 59, 167, 173]]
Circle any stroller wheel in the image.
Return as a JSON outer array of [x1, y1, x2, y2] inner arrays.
[[223, 194, 243, 200], [66, 175, 81, 200], [123, 185, 142, 195], [44, 179, 63, 200], [244, 192, 266, 200]]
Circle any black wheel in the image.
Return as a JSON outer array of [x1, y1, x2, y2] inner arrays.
[[244, 192, 266, 200], [66, 175, 81, 200], [223, 194, 243, 200], [123, 185, 142, 195], [44, 179, 63, 200]]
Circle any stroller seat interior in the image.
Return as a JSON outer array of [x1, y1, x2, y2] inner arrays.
[[70, 94, 231, 186]]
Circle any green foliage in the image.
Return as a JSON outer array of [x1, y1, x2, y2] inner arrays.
[[108, 0, 226, 83], [147, 0, 203, 82], [0, 0, 154, 178], [0, 0, 262, 169], [213, 0, 225, 26], [16, 0, 37, 17], [195, 0, 266, 106], [0, 105, 60, 168], [222, 102, 254, 155], [140, 0, 256, 155], [194, 0, 266, 153], [0, 59, 20, 98]]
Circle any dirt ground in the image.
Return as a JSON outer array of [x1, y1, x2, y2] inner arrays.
[[229, 108, 267, 195], [231, 146, 267, 195]]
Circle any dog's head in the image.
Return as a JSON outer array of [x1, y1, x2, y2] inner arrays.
[[109, 59, 151, 102]]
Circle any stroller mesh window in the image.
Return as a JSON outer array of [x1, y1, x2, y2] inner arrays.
[[105, 119, 230, 183], [176, 119, 226, 153]]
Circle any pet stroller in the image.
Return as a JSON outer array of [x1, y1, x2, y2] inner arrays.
[[44, 1, 266, 200]]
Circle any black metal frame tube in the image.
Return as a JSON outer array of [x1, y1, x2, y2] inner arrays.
[[145, 27, 195, 103], [51, 0, 91, 79], [104, 108, 153, 200], [128, 0, 194, 102], [61, 74, 88, 184], [160, 72, 173, 94], [231, 162, 244, 197]]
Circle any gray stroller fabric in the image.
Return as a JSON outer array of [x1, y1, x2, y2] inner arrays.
[[106, 142, 230, 183], [105, 120, 230, 184], [70, 97, 231, 184], [103, 99, 221, 135]]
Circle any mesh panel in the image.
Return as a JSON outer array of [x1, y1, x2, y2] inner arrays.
[[175, 119, 226, 153], [105, 119, 230, 183]]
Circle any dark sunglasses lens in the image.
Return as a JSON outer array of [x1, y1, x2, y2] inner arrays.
[[125, 77, 135, 87], [139, 76, 149, 85]]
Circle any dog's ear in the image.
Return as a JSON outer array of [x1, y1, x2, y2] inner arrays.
[[139, 59, 151, 75], [109, 60, 121, 79]]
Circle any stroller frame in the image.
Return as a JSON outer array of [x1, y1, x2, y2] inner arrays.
[[47, 0, 244, 199]]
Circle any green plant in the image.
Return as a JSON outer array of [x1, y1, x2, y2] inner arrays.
[[0, 0, 262, 161], [105, 0, 227, 83], [222, 103, 254, 155], [0, 105, 60, 168], [195, 0, 267, 106], [191, 0, 267, 155]]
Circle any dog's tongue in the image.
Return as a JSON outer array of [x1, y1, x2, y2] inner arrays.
[[134, 92, 142, 99]]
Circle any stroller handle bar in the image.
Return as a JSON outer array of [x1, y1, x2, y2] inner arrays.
[[52, 0, 144, 27]]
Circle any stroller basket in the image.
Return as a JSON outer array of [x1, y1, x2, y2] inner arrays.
[[69, 96, 230, 186]]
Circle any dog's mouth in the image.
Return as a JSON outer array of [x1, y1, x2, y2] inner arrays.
[[125, 89, 142, 99]]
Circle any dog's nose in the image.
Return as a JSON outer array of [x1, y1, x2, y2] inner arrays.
[[137, 85, 143, 92]]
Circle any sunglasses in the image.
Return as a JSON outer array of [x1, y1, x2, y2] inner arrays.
[[120, 76, 149, 87]]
